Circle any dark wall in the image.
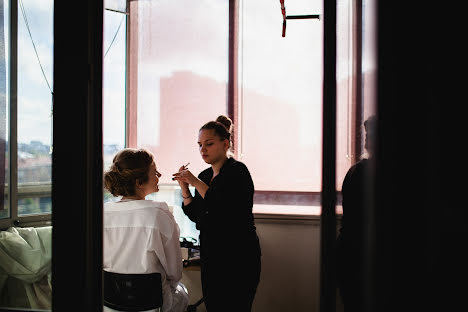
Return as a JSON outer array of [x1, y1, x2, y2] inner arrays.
[[52, 1, 103, 311], [374, 2, 466, 311]]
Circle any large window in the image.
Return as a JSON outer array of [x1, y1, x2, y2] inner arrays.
[[1, 0, 53, 310], [17, 0, 53, 216], [238, 0, 323, 214], [128, 0, 229, 178], [336, 0, 377, 190], [103, 2, 126, 202], [336, 0, 354, 189], [362, 0, 376, 118], [1, 0, 54, 229], [102, 0, 371, 222], [103, 0, 229, 239]]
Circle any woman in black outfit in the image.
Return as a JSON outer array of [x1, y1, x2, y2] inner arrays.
[[336, 115, 377, 311], [172, 115, 261, 311]]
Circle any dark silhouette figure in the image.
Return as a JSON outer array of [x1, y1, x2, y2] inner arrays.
[[336, 115, 377, 311]]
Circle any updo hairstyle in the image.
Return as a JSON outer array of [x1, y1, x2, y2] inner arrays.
[[200, 115, 233, 146], [104, 148, 154, 197]]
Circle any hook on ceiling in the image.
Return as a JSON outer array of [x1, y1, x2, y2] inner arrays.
[[279, 0, 320, 37]]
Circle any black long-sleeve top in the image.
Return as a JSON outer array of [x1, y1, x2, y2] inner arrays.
[[336, 157, 375, 281], [338, 158, 374, 246], [182, 157, 260, 264]]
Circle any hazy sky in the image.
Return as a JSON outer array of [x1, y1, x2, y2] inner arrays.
[[15, 0, 53, 145], [7, 0, 126, 147], [103, 9, 126, 147], [2, 0, 126, 147]]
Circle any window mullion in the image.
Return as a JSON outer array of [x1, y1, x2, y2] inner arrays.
[[8, 0, 18, 225], [351, 0, 363, 163], [228, 0, 238, 157], [126, 0, 137, 148]]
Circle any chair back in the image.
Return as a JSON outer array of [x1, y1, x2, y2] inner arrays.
[[103, 271, 163, 311]]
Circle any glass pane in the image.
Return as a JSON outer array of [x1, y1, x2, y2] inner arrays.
[[0, 0, 9, 219], [239, 0, 323, 193], [1, 1, 52, 310], [336, 0, 353, 192], [17, 0, 53, 216], [129, 0, 229, 238], [104, 0, 127, 14], [362, 0, 376, 118], [336, 3, 352, 311], [103, 8, 126, 204]]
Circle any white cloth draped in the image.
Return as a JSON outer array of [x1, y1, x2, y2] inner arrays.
[[0, 226, 52, 310]]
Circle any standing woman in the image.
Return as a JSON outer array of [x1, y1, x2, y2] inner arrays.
[[172, 115, 261, 311]]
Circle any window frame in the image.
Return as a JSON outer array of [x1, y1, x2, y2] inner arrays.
[[0, 0, 367, 229], [1, 0, 371, 310], [121, 0, 364, 213], [0, 2, 365, 223], [0, 0, 54, 230], [228, 0, 363, 211], [0, 0, 19, 230]]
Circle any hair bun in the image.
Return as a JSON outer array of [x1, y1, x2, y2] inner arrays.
[[216, 115, 232, 132]]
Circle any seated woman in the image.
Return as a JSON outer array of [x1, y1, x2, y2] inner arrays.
[[103, 148, 189, 312]]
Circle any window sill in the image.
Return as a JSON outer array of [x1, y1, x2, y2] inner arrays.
[[253, 204, 343, 221]]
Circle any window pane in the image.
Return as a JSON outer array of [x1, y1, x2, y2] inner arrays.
[[104, 0, 127, 14], [0, 0, 8, 219], [362, 0, 376, 118], [335, 0, 377, 195], [2, 2, 52, 311], [17, 0, 53, 216], [129, 0, 229, 238], [103, 8, 126, 184], [239, 0, 323, 192], [336, 0, 353, 190]]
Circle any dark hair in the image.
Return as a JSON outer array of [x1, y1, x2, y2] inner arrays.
[[363, 115, 377, 158], [103, 148, 154, 197], [200, 115, 233, 144], [364, 115, 377, 134]]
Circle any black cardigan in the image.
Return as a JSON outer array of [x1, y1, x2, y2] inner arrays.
[[182, 157, 260, 262]]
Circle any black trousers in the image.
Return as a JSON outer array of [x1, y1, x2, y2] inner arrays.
[[336, 234, 365, 312], [201, 252, 261, 312]]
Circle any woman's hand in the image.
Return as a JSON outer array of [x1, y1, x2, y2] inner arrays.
[[173, 164, 209, 199], [172, 166, 197, 187]]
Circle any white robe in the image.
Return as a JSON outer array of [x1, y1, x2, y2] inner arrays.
[[103, 200, 189, 312]]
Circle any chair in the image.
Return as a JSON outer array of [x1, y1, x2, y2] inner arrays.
[[103, 271, 163, 312], [186, 296, 206, 312]]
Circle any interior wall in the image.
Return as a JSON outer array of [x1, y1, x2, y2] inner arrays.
[[181, 214, 322, 312], [251, 215, 321, 312]]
